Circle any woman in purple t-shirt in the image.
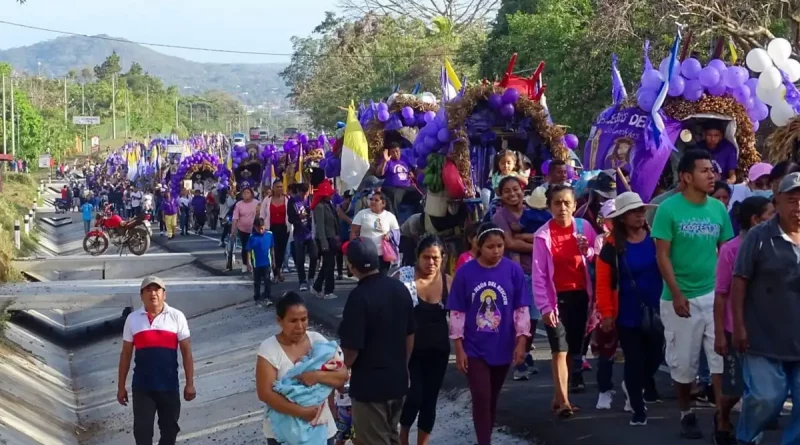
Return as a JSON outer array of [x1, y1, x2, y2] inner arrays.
[[448, 222, 531, 445]]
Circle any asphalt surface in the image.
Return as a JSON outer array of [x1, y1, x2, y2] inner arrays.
[[152, 227, 790, 445]]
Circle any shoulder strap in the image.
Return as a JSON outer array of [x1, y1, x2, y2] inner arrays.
[[576, 218, 584, 236]]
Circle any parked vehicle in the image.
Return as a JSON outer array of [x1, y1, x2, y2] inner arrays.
[[283, 127, 299, 140], [249, 127, 261, 141], [83, 205, 151, 256], [54, 198, 71, 214], [258, 129, 269, 141]]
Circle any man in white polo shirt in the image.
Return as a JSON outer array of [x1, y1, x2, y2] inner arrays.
[[117, 276, 196, 445]]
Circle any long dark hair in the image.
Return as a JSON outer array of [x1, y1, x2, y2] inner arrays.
[[732, 196, 771, 231], [611, 212, 650, 255]]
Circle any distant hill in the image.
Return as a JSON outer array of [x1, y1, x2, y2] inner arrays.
[[0, 35, 288, 105]]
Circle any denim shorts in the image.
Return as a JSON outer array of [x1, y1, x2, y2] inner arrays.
[[524, 274, 541, 320]]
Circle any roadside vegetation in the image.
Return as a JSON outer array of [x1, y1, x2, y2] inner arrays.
[[0, 172, 40, 283]]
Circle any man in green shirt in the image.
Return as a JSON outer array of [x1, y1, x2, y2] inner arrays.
[[652, 150, 734, 441]]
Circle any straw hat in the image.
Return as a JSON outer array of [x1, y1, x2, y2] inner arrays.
[[525, 187, 548, 210]]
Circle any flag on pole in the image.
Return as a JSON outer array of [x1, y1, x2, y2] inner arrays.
[[443, 59, 461, 102], [650, 27, 682, 147], [340, 101, 370, 191], [611, 54, 628, 104]]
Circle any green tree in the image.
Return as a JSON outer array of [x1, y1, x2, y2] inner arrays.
[[93, 51, 122, 81]]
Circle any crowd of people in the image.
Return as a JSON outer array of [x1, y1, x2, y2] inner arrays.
[[114, 147, 800, 445]]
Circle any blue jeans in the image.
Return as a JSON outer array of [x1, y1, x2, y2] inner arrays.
[[515, 274, 540, 374], [737, 354, 800, 444]]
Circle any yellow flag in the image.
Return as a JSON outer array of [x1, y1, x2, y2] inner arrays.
[[728, 40, 738, 64], [445, 58, 462, 91], [340, 101, 370, 190]]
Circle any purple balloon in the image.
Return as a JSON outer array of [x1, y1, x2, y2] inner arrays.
[[681, 58, 702, 80], [708, 59, 728, 74], [487, 93, 503, 110], [637, 89, 657, 111], [732, 85, 751, 104], [499, 103, 515, 117], [699, 66, 721, 88], [423, 110, 436, 123], [641, 69, 664, 91], [564, 134, 579, 150], [423, 136, 438, 150], [377, 102, 388, 112], [541, 160, 551, 176], [401, 106, 415, 120], [708, 82, 727, 96], [744, 78, 759, 94], [741, 96, 755, 110], [724, 66, 748, 89], [683, 79, 704, 101], [668, 75, 686, 97], [752, 101, 769, 121], [752, 120, 760, 132], [437, 128, 451, 143], [659, 58, 679, 78], [502, 88, 520, 104], [404, 116, 416, 127], [377, 109, 390, 122]]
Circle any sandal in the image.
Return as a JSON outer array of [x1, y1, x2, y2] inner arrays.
[[556, 404, 580, 419]]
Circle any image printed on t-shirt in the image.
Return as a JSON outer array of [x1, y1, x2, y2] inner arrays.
[[677, 217, 721, 240], [473, 283, 508, 333], [392, 162, 409, 182]]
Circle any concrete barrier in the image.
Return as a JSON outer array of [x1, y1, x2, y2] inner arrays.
[[14, 253, 198, 279], [0, 278, 252, 317], [14, 221, 20, 249]]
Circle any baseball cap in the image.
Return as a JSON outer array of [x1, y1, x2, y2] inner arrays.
[[140, 275, 166, 291], [748, 162, 773, 183], [358, 175, 384, 192], [344, 238, 379, 272], [778, 172, 800, 194], [589, 171, 617, 199]]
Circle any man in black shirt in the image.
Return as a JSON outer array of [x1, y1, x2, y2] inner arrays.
[[339, 237, 415, 445]]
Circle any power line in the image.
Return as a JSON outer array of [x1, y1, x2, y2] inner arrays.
[[0, 20, 451, 60]]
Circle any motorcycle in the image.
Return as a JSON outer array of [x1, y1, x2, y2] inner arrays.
[[83, 204, 152, 256], [54, 198, 71, 214]]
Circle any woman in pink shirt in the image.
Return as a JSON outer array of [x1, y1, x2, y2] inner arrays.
[[455, 224, 478, 271], [713, 195, 773, 435], [231, 187, 260, 273]]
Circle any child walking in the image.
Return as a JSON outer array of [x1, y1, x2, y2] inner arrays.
[[330, 382, 357, 445], [246, 217, 275, 306]]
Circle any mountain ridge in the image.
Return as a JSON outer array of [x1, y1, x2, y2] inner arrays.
[[0, 34, 289, 104]]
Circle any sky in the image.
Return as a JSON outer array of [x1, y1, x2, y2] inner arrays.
[[0, 0, 335, 64]]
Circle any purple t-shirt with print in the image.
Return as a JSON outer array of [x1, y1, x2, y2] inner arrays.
[[447, 257, 531, 366], [383, 159, 411, 187], [701, 139, 737, 177]]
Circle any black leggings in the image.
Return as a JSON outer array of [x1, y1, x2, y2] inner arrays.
[[272, 224, 289, 271], [400, 348, 449, 433], [618, 325, 664, 414], [294, 238, 318, 284]]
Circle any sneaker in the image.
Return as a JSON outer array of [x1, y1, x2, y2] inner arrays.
[[512, 368, 530, 381], [596, 391, 613, 410], [323, 293, 338, 300], [570, 373, 586, 393], [622, 381, 632, 412], [713, 416, 735, 445], [680, 412, 703, 439], [630, 411, 647, 426], [299, 283, 309, 291]]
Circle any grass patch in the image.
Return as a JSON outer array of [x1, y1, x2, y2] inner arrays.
[[0, 172, 40, 283]]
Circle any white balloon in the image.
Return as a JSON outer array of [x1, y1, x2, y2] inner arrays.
[[758, 66, 782, 90], [756, 83, 786, 106], [785, 59, 800, 83], [767, 38, 792, 64], [746, 48, 773, 73], [770, 100, 795, 127]]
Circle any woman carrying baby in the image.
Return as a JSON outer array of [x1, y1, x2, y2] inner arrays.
[[256, 292, 349, 444]]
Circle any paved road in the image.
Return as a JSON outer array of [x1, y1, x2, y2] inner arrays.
[[152, 228, 789, 445]]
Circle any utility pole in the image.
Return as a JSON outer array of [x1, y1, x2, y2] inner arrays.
[[175, 96, 179, 130], [63, 76, 68, 123], [82, 83, 87, 153], [145, 85, 150, 139], [10, 77, 15, 158], [2, 75, 6, 156], [125, 89, 130, 139], [189, 103, 193, 122], [111, 74, 117, 140]]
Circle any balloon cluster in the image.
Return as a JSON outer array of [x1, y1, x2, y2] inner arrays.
[[411, 107, 451, 168], [373, 101, 438, 130], [636, 55, 772, 130], [487, 88, 522, 119], [319, 150, 340, 178], [170, 151, 225, 194], [746, 38, 799, 127]]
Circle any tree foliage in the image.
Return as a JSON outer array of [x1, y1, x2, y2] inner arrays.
[[338, 0, 498, 30], [281, 13, 486, 129]]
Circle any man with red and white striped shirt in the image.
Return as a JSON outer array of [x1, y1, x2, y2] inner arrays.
[[117, 276, 196, 445]]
